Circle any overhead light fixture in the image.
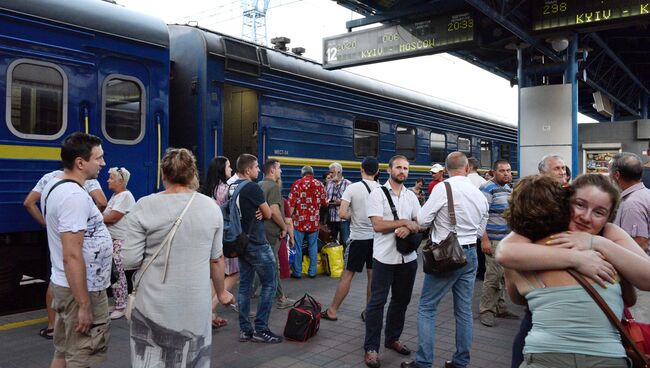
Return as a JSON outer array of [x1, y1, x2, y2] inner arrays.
[[548, 37, 569, 52]]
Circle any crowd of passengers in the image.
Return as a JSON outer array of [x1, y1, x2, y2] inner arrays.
[[25, 132, 650, 368]]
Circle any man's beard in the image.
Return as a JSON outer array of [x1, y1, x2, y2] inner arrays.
[[390, 174, 405, 184]]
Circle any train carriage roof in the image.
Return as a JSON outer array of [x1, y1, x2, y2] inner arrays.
[[185, 26, 515, 129], [0, 0, 169, 47]]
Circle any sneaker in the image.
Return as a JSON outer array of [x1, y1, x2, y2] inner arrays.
[[239, 330, 253, 342], [252, 330, 283, 343], [276, 296, 295, 309], [110, 309, 125, 320], [479, 312, 495, 327], [364, 350, 381, 368]]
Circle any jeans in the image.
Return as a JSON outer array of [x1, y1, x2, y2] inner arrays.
[[415, 247, 478, 368], [363, 258, 417, 352], [293, 230, 319, 277], [238, 243, 277, 333], [512, 309, 533, 368]]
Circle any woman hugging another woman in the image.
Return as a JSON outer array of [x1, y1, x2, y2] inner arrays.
[[497, 174, 650, 368]]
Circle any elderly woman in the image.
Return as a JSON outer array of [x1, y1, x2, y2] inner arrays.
[[122, 148, 234, 368], [102, 167, 136, 320], [498, 174, 650, 368]]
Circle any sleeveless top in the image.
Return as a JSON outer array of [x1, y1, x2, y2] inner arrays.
[[524, 279, 625, 357]]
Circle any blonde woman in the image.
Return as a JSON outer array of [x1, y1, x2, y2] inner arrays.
[[102, 167, 136, 320]]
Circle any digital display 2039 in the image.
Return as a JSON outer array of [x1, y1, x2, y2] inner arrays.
[[533, 0, 649, 31], [322, 12, 475, 69]]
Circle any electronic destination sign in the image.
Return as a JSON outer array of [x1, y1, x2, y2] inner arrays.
[[532, 0, 649, 31], [322, 12, 475, 70]]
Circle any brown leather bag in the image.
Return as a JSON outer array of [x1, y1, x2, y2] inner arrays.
[[422, 182, 467, 274], [567, 269, 650, 368]]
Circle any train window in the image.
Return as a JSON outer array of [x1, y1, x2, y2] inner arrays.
[[480, 140, 492, 168], [457, 137, 471, 156], [396, 125, 416, 160], [429, 131, 446, 163], [500, 143, 511, 161], [7, 59, 67, 140], [102, 76, 145, 144], [354, 119, 379, 157]]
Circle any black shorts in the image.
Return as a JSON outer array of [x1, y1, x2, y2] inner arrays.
[[344, 239, 373, 272]]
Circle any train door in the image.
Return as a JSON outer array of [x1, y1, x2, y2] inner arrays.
[[97, 60, 152, 199], [223, 85, 258, 162]]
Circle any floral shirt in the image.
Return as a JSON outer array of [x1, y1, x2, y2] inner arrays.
[[288, 175, 327, 232]]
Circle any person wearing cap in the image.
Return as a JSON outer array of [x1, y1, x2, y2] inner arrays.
[[427, 163, 444, 194], [321, 157, 381, 322]]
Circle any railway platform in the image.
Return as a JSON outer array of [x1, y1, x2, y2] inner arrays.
[[2, 263, 648, 368]]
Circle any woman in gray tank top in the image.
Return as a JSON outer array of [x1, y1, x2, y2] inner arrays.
[[497, 174, 650, 368]]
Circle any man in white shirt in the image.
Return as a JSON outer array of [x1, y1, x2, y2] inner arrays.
[[402, 152, 488, 368], [42, 132, 113, 368], [321, 157, 381, 322], [363, 155, 421, 368], [467, 157, 486, 188], [23, 171, 107, 339]]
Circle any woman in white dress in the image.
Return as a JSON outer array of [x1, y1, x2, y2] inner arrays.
[[122, 148, 234, 368]]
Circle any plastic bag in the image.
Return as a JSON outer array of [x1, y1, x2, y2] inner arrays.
[[321, 242, 344, 278], [302, 253, 326, 275]]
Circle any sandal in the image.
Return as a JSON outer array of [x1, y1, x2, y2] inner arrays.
[[320, 308, 338, 321], [39, 327, 54, 340], [211, 317, 228, 329]]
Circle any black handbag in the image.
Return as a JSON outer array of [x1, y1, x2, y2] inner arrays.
[[380, 186, 422, 254], [422, 182, 467, 274]]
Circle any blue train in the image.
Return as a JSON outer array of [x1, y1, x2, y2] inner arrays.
[[0, 0, 517, 305]]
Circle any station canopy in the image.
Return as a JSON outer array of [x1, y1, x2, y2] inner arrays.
[[330, 0, 650, 122]]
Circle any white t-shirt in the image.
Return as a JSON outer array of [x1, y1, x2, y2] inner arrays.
[[366, 181, 421, 265], [103, 190, 136, 240], [342, 179, 381, 240], [32, 170, 102, 194], [42, 179, 113, 291]]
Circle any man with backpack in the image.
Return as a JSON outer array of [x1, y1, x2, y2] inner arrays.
[[321, 157, 380, 322], [226, 154, 281, 343]]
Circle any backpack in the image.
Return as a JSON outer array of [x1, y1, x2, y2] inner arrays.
[[220, 180, 252, 258], [283, 293, 322, 342]]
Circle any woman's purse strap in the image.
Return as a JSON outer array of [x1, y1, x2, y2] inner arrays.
[[132, 192, 197, 293], [443, 182, 457, 229], [567, 269, 649, 366]]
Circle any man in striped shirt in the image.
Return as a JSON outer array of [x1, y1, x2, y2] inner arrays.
[[478, 159, 518, 327]]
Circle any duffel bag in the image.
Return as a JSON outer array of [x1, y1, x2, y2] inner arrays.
[[283, 293, 322, 342]]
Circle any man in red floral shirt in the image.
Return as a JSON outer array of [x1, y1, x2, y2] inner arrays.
[[287, 165, 327, 278]]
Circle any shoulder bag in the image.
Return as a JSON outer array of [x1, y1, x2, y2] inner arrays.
[[421, 182, 467, 274], [380, 186, 422, 255], [567, 269, 650, 368], [125, 192, 196, 321]]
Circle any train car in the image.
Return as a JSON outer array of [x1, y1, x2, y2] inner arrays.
[[0, 0, 169, 307], [167, 25, 518, 191]]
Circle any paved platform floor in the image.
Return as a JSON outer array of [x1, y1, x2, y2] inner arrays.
[[2, 265, 648, 368]]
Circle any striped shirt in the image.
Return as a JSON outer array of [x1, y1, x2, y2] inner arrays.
[[479, 179, 511, 241]]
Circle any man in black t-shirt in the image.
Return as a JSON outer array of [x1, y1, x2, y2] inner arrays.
[[231, 154, 283, 344]]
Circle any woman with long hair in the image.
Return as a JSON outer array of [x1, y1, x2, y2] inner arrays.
[[497, 174, 650, 368], [199, 156, 240, 329]]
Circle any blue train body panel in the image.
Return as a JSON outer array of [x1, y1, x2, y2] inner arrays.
[[0, 0, 169, 289]]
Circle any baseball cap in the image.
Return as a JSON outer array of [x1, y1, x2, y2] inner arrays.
[[430, 163, 444, 173], [361, 156, 379, 175]]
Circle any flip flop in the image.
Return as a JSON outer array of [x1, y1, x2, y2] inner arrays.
[[211, 318, 228, 329], [39, 327, 54, 340], [320, 309, 338, 321]]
